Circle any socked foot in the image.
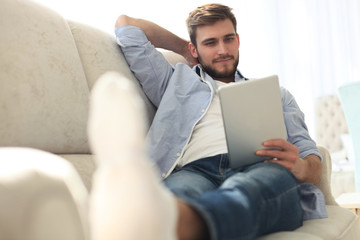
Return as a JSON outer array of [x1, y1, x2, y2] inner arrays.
[[88, 72, 177, 240]]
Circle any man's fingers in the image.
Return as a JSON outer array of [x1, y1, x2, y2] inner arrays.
[[266, 159, 294, 171]]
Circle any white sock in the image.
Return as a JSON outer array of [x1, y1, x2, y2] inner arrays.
[[88, 72, 177, 240]]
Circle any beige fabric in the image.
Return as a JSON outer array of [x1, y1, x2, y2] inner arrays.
[[68, 21, 156, 124], [60, 154, 96, 191], [297, 206, 360, 239], [161, 50, 188, 66], [258, 206, 359, 240], [0, 147, 89, 240], [0, 0, 89, 154], [258, 232, 322, 240], [316, 145, 338, 205]]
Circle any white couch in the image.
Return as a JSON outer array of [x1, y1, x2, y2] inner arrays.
[[0, 0, 359, 239]]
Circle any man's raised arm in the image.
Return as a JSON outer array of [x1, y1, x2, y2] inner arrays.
[[115, 15, 198, 66]]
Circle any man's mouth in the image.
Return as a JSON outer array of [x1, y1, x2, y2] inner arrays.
[[213, 56, 234, 63]]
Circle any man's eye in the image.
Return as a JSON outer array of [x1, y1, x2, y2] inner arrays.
[[205, 42, 215, 46]]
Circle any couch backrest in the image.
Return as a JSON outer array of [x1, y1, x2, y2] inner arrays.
[[67, 21, 158, 126], [0, 0, 188, 155], [67, 20, 189, 126], [0, 0, 89, 154]]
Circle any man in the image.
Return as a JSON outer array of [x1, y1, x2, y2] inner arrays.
[[90, 3, 327, 240]]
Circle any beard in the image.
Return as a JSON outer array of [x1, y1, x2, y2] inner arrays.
[[198, 54, 239, 81]]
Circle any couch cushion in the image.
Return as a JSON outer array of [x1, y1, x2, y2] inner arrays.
[[297, 205, 359, 239], [258, 205, 360, 240], [0, 0, 89, 153], [257, 231, 322, 240], [0, 147, 88, 240], [68, 21, 156, 125], [59, 154, 96, 191]]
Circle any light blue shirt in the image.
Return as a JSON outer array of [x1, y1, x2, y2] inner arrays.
[[115, 25, 327, 220]]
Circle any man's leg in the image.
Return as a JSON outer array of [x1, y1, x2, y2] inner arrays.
[[164, 156, 228, 240], [177, 199, 210, 240], [164, 155, 228, 198], [165, 155, 303, 240], [184, 162, 303, 240]]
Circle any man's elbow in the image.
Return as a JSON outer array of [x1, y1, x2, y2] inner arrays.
[[115, 14, 131, 28]]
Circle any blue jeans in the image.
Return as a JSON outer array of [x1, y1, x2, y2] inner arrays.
[[164, 154, 303, 240]]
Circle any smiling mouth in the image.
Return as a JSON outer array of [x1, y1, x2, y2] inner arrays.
[[213, 56, 234, 63]]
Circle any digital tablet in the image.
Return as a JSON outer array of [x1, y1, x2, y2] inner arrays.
[[218, 75, 287, 168]]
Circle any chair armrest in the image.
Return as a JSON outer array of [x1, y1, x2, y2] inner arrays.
[[315, 145, 338, 205]]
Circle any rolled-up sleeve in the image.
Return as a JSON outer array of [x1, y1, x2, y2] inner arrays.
[[115, 26, 174, 107], [281, 88, 322, 161]]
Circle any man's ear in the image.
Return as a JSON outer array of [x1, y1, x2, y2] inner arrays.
[[189, 42, 198, 58], [236, 33, 240, 48]]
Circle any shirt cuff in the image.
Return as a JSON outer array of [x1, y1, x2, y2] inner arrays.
[[114, 25, 149, 48]]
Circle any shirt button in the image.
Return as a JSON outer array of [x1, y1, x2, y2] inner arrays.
[[176, 153, 181, 157], [161, 173, 166, 178], [201, 109, 205, 113]]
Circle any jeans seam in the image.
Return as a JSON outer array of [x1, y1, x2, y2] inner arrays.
[[219, 154, 227, 182]]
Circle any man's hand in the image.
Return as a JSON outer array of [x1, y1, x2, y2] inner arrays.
[[256, 139, 321, 184], [182, 43, 199, 67]]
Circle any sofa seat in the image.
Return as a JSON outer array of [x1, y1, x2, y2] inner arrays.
[[59, 155, 95, 191], [259, 206, 359, 239]]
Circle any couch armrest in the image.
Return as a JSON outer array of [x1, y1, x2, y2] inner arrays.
[[0, 147, 89, 240], [315, 145, 338, 205]]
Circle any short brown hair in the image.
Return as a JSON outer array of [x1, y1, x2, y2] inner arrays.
[[186, 4, 237, 47]]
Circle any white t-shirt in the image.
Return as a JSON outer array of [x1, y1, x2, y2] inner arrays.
[[177, 80, 228, 168]]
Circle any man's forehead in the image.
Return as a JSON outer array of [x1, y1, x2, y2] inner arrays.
[[196, 19, 236, 41]]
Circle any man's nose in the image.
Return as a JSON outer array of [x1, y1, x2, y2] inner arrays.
[[217, 41, 227, 54]]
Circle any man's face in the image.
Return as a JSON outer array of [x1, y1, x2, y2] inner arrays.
[[190, 19, 240, 83]]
